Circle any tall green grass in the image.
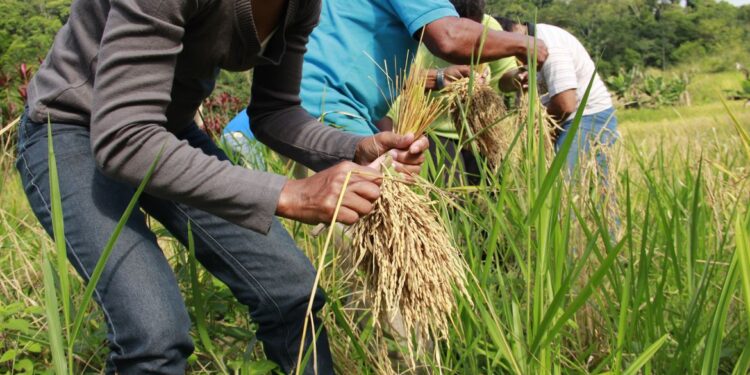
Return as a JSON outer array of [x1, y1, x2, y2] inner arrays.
[[0, 69, 748, 374], [41, 121, 163, 374], [309, 67, 750, 373]]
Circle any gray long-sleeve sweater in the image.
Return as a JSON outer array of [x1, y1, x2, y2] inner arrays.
[[26, 0, 365, 234]]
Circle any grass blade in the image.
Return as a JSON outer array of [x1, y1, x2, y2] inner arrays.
[[622, 334, 669, 375], [526, 71, 596, 224], [732, 340, 750, 375], [701, 251, 740, 374], [187, 221, 229, 374], [530, 235, 624, 354], [41, 250, 69, 374], [720, 98, 750, 160], [735, 211, 750, 332], [46, 121, 70, 337]]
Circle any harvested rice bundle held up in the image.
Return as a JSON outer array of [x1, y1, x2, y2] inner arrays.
[[444, 67, 561, 170], [348, 63, 470, 351], [443, 65, 514, 170]]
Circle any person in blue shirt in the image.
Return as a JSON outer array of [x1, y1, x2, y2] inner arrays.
[[296, 0, 548, 138]]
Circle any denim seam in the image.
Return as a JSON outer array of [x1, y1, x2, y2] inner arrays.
[[18, 148, 126, 357], [169, 203, 296, 370]]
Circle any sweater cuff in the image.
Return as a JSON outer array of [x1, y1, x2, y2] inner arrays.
[[340, 132, 366, 161], [237, 171, 287, 234]]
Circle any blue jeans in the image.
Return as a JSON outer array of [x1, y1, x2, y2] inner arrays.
[[555, 107, 618, 178], [15, 113, 333, 374]]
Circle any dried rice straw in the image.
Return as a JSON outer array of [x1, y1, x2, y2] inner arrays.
[[347, 61, 470, 355], [443, 67, 514, 170], [444, 72, 560, 170]]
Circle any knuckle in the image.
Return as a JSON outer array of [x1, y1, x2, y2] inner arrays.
[[323, 197, 337, 212], [342, 213, 358, 225]]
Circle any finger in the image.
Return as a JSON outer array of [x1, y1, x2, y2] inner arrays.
[[393, 160, 423, 176], [391, 149, 426, 166], [335, 207, 360, 225], [346, 163, 384, 186], [348, 180, 381, 201], [365, 153, 388, 171], [342, 192, 375, 216], [408, 136, 429, 154], [375, 131, 414, 151]]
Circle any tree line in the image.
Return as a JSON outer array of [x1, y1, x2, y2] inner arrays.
[[0, 0, 748, 107], [487, 0, 750, 75]]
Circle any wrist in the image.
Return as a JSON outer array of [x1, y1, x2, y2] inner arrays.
[[435, 68, 446, 90], [515, 35, 533, 58], [276, 180, 297, 218], [426, 69, 439, 90]]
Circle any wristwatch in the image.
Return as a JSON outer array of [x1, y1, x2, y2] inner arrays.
[[436, 68, 446, 90]]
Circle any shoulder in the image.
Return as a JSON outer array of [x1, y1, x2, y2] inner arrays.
[[297, 0, 321, 18]]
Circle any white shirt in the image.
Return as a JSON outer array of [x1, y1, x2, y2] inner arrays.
[[535, 24, 613, 121]]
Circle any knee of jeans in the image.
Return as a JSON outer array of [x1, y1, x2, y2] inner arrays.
[[113, 303, 193, 359], [256, 270, 327, 328]]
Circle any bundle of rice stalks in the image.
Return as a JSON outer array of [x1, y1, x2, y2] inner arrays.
[[444, 69, 561, 171], [347, 63, 470, 353], [443, 68, 514, 170]]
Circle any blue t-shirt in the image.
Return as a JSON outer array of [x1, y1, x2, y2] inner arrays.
[[223, 110, 253, 138], [300, 0, 458, 136]]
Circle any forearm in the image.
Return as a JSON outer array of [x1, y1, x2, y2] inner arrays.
[[250, 106, 365, 171], [423, 17, 529, 65], [92, 121, 286, 233], [546, 89, 578, 123]]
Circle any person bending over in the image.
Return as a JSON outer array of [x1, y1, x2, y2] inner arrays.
[[379, 0, 521, 185], [292, 0, 548, 141], [497, 17, 618, 177], [17, 0, 428, 373]]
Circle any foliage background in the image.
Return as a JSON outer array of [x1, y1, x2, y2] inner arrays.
[[489, 0, 750, 75]]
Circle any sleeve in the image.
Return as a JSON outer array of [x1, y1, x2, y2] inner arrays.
[[541, 46, 578, 98], [90, 0, 286, 234], [388, 0, 458, 37], [249, 0, 365, 172]]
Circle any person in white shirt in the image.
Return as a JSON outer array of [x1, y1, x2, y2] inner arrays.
[[498, 17, 618, 179]]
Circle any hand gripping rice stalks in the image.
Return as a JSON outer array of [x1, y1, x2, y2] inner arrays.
[[348, 62, 470, 358]]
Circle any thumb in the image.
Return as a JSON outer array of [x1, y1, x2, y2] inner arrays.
[[367, 153, 389, 169]]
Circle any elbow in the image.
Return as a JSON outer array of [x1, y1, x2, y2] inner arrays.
[[423, 19, 471, 65], [92, 145, 121, 180], [249, 115, 269, 144], [91, 131, 131, 182], [554, 90, 579, 114]]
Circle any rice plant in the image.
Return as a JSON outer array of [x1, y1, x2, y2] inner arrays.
[[0, 60, 748, 374]]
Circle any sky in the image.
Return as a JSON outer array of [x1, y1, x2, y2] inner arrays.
[[726, 0, 750, 5]]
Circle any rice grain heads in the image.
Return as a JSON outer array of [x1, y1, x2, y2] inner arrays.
[[445, 70, 559, 170], [444, 72, 511, 171], [348, 62, 470, 354]]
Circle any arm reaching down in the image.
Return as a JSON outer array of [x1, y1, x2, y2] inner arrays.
[[546, 89, 577, 124], [421, 17, 548, 68], [249, 1, 366, 172], [90, 0, 287, 234]]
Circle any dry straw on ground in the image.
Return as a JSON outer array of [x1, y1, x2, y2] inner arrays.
[[347, 61, 470, 355]]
